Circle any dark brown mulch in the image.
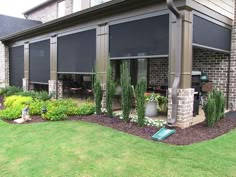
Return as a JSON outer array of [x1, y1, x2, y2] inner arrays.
[[3, 113, 236, 145]]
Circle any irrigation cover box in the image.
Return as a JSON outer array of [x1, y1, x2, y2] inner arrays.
[[152, 127, 176, 141]]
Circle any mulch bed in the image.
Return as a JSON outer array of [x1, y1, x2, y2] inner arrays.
[[3, 112, 236, 145]]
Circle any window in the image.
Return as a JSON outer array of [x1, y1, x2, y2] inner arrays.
[[58, 1, 65, 18], [73, 0, 82, 12], [91, 0, 111, 7]]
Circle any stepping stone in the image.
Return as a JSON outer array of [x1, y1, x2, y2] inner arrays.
[[14, 118, 26, 124]]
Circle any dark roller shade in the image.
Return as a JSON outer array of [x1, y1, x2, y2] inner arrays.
[[58, 29, 96, 73], [29, 39, 50, 83], [9, 45, 24, 87], [109, 14, 169, 58], [193, 15, 231, 51]]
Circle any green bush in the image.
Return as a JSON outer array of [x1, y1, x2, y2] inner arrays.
[[0, 86, 22, 96], [93, 75, 103, 115], [0, 105, 24, 120], [4, 95, 33, 108], [120, 62, 132, 122], [30, 100, 45, 115], [203, 89, 225, 127], [77, 103, 95, 115], [203, 96, 216, 127], [42, 99, 94, 120], [135, 80, 146, 126], [106, 65, 115, 117], [157, 96, 168, 113], [17, 91, 52, 101], [42, 105, 68, 121]]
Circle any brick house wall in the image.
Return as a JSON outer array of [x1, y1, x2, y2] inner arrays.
[[149, 58, 168, 87], [193, 48, 230, 96]]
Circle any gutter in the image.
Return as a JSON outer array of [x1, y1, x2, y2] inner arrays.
[[167, 0, 182, 124]]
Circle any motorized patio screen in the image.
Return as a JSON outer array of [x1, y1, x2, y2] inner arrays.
[[193, 15, 231, 52], [29, 39, 50, 84], [109, 14, 169, 59], [57, 29, 96, 73], [9, 45, 24, 87]]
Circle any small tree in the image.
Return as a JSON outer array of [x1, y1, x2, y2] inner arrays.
[[106, 65, 115, 117], [203, 89, 225, 127], [120, 62, 132, 122], [93, 74, 103, 115], [135, 80, 147, 126]]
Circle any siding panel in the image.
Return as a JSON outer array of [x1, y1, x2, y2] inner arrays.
[[193, 0, 234, 19]]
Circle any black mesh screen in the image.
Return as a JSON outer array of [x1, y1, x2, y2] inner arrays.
[[193, 15, 231, 51], [9, 45, 24, 87], [109, 15, 169, 58], [58, 29, 96, 73], [29, 40, 50, 83]]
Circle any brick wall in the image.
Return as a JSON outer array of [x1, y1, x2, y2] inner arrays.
[[149, 58, 168, 87], [193, 48, 229, 96]]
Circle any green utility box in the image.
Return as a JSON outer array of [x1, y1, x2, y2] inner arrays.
[[152, 127, 176, 141]]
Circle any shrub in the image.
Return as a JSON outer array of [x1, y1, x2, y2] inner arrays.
[[35, 91, 53, 101], [203, 89, 225, 127], [42, 105, 68, 121], [135, 80, 146, 126], [0, 105, 24, 120], [93, 75, 103, 115], [30, 100, 45, 115], [157, 96, 168, 113], [120, 62, 132, 122], [106, 65, 115, 117], [77, 103, 95, 115], [17, 91, 53, 101], [0, 86, 22, 96], [203, 96, 216, 127], [4, 95, 33, 108]]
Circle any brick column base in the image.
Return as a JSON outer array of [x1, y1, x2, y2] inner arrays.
[[22, 78, 29, 91], [168, 88, 194, 129], [57, 80, 63, 99]]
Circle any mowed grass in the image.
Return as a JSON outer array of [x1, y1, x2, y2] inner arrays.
[[0, 120, 236, 177]]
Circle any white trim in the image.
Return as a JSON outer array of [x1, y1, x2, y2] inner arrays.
[[192, 43, 230, 54]]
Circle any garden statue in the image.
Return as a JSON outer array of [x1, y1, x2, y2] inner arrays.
[[22, 104, 31, 121]]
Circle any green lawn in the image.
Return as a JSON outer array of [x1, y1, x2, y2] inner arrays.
[[0, 120, 235, 177]]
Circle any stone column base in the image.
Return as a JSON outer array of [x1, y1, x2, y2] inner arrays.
[[168, 88, 194, 129], [48, 80, 57, 99], [22, 78, 29, 91], [101, 83, 106, 108], [57, 80, 63, 99]]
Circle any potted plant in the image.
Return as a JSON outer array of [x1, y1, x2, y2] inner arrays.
[[145, 93, 159, 117]]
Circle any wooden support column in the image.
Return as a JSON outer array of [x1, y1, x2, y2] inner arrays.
[[168, 8, 193, 89], [23, 42, 29, 91], [96, 24, 109, 84], [24, 43, 29, 80], [50, 35, 57, 80], [49, 35, 58, 98], [97, 24, 109, 108]]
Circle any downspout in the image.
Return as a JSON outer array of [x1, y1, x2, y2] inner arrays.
[[167, 0, 182, 124]]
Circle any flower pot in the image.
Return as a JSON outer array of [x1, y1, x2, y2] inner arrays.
[[145, 101, 158, 117]]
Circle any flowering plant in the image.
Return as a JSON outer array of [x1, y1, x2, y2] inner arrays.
[[145, 92, 159, 103]]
